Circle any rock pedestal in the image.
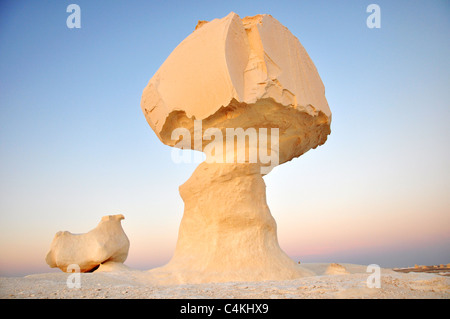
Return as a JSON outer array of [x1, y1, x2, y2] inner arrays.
[[149, 163, 313, 283]]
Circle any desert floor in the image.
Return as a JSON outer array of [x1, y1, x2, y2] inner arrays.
[[1, 263, 449, 299]]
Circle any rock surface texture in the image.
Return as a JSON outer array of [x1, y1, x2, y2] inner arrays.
[[141, 12, 332, 283], [45, 215, 130, 273], [326, 263, 350, 275]]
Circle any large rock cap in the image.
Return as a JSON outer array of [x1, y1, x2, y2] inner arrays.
[[141, 12, 331, 166]]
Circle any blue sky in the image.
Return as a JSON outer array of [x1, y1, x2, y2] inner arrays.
[[0, 0, 449, 276]]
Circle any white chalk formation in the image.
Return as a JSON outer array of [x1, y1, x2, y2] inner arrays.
[[326, 263, 350, 275], [148, 163, 315, 283], [141, 12, 331, 283], [45, 214, 130, 273], [142, 12, 330, 168]]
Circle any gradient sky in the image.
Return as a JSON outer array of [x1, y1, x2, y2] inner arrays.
[[0, 0, 449, 276]]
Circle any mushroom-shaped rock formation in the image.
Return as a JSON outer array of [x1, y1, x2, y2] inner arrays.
[[45, 214, 130, 273], [141, 12, 331, 284]]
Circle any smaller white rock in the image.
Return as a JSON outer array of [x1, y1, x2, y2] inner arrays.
[[325, 263, 350, 275], [45, 214, 130, 272]]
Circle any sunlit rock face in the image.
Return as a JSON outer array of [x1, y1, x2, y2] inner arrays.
[[141, 12, 331, 284], [45, 215, 130, 273], [141, 12, 331, 166]]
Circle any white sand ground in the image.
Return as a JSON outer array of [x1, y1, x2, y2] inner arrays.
[[1, 263, 449, 299]]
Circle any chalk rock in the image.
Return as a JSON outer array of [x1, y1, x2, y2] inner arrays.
[[326, 263, 350, 275], [45, 214, 130, 272], [95, 261, 131, 273], [141, 12, 331, 168], [148, 163, 314, 283], [141, 12, 331, 284]]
